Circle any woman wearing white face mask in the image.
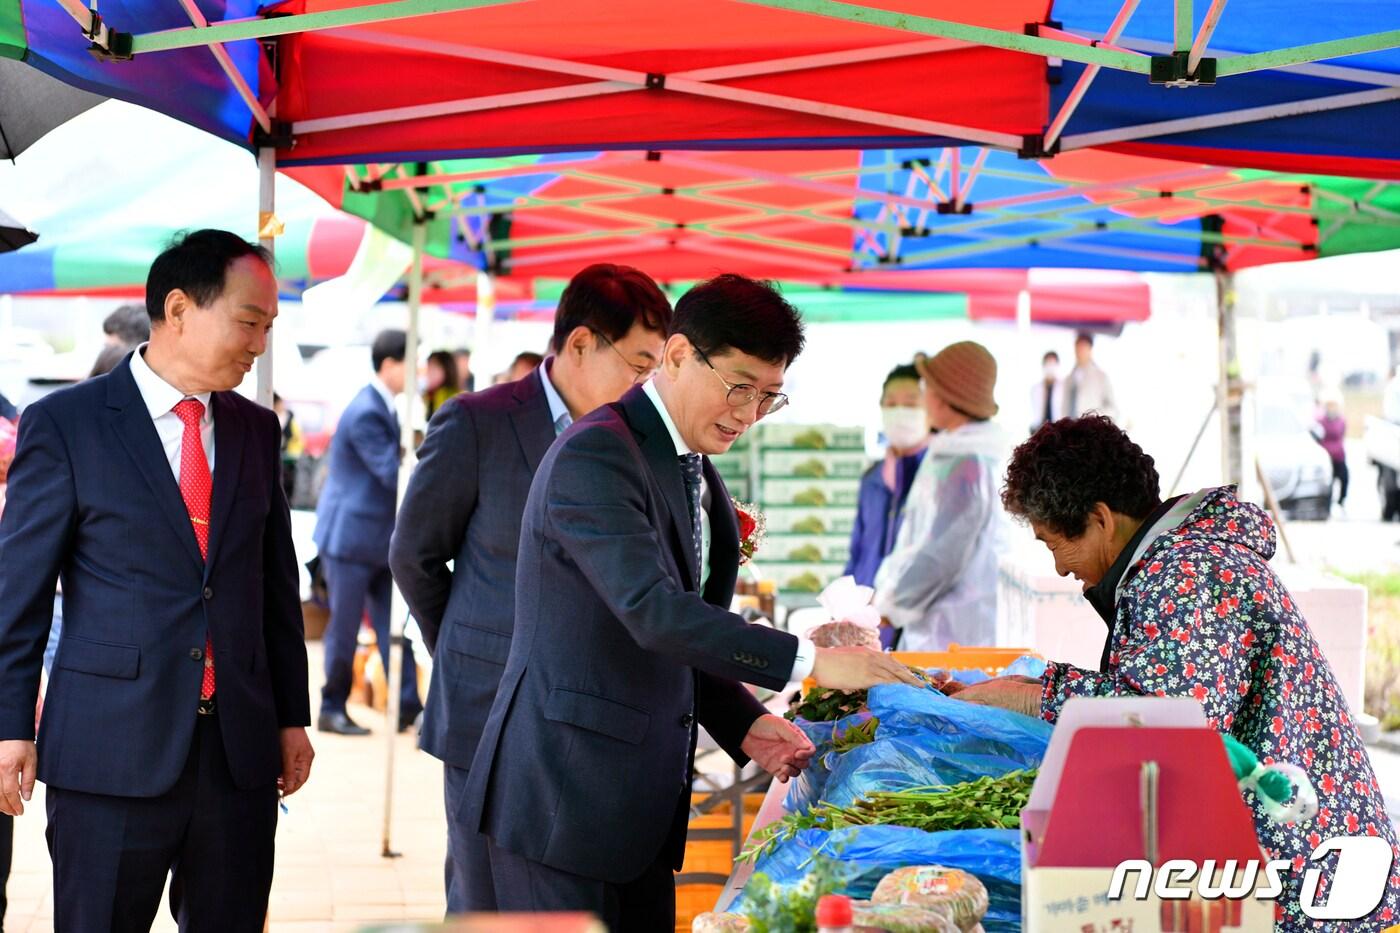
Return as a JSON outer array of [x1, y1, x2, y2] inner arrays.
[[874, 342, 1009, 651], [1029, 349, 1065, 434], [845, 364, 929, 644]]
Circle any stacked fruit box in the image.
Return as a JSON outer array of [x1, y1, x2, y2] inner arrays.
[[751, 424, 867, 601]]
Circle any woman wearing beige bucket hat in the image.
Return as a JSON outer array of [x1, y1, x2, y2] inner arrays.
[[873, 341, 1009, 650]]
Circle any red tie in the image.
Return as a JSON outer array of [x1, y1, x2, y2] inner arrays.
[[173, 399, 216, 700]]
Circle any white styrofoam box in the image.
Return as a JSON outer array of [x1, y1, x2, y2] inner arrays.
[[760, 561, 848, 595], [762, 534, 851, 564], [760, 477, 861, 508], [995, 532, 1370, 713], [757, 423, 865, 450], [763, 506, 857, 536], [759, 448, 871, 479]]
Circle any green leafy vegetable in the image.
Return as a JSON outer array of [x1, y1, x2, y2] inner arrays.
[[738, 770, 1038, 864]]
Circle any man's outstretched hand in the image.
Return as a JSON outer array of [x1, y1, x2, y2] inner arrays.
[[0, 739, 37, 816], [811, 646, 925, 691], [740, 714, 815, 784]]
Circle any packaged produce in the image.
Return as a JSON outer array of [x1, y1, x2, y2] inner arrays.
[[693, 912, 752, 932], [851, 900, 959, 933], [871, 866, 989, 931], [787, 687, 868, 723], [808, 620, 882, 650]]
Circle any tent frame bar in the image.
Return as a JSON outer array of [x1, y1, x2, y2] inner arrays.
[[173, 0, 272, 132], [1043, 0, 1141, 150], [1060, 86, 1400, 150]]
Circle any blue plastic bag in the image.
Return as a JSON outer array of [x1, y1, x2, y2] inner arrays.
[[818, 684, 1051, 808], [782, 710, 873, 814], [736, 826, 1023, 931]]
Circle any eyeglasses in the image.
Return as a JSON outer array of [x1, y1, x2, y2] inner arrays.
[[592, 330, 659, 384], [692, 345, 789, 417]]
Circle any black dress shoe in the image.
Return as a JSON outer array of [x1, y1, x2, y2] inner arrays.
[[398, 708, 423, 733], [318, 711, 370, 736]]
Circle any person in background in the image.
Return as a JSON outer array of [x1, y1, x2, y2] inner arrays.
[[959, 415, 1400, 931], [313, 329, 421, 735], [391, 262, 673, 915], [88, 304, 152, 378], [505, 351, 544, 383], [1315, 393, 1348, 514], [423, 350, 462, 421], [0, 391, 14, 423], [454, 348, 476, 393], [845, 363, 927, 649], [1028, 350, 1065, 434], [1065, 332, 1117, 422], [272, 393, 304, 505], [874, 343, 1007, 650]]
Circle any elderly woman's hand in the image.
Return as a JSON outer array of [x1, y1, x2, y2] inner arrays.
[[951, 676, 1044, 718]]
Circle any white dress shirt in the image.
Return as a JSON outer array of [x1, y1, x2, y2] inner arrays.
[[129, 343, 214, 479], [370, 375, 399, 424], [641, 380, 816, 682], [538, 357, 573, 436]]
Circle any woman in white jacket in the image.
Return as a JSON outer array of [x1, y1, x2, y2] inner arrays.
[[875, 341, 1007, 650]]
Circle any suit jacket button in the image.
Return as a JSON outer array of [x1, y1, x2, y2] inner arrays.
[[732, 652, 744, 662], [680, 713, 695, 728], [202, 587, 214, 600], [190, 648, 204, 661]]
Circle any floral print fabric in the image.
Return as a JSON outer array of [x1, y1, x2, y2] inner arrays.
[[1039, 486, 1400, 930]]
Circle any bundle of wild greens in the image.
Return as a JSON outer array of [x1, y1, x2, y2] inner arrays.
[[830, 716, 879, 753], [785, 687, 866, 722], [738, 770, 1038, 864]]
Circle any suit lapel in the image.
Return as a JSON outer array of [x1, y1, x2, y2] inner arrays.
[[509, 370, 556, 475], [106, 361, 204, 572], [203, 392, 246, 577], [620, 387, 699, 592], [702, 460, 739, 607]]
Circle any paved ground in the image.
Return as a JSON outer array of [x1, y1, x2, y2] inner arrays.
[[3, 642, 449, 933]]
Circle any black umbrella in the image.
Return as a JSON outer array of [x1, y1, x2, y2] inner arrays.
[[0, 56, 103, 162], [0, 207, 36, 252]]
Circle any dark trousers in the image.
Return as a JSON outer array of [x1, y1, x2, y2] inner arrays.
[[46, 716, 277, 932], [483, 836, 676, 932], [1332, 456, 1350, 505], [1, 812, 11, 924], [321, 556, 420, 717], [443, 763, 496, 915]]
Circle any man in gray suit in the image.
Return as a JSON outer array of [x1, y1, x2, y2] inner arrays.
[[389, 264, 672, 913], [464, 274, 922, 927]]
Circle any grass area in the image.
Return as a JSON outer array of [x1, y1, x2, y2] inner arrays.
[[1340, 570, 1400, 730]]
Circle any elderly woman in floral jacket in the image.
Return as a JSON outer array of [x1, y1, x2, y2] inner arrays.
[[959, 415, 1399, 930]]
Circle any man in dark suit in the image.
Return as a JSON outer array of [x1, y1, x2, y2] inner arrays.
[[314, 329, 421, 735], [464, 274, 922, 926], [0, 229, 313, 931], [390, 264, 672, 913]]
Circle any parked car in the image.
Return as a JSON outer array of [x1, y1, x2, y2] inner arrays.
[[1255, 399, 1334, 521]]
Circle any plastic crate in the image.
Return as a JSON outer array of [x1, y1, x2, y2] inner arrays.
[[894, 644, 1039, 677], [800, 644, 1039, 694]]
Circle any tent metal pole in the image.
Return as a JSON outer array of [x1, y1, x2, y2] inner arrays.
[[1215, 266, 1242, 487], [256, 145, 276, 409], [1187, 0, 1228, 74], [131, 0, 529, 53], [1060, 86, 1400, 149], [382, 218, 427, 860], [1043, 0, 1140, 150], [954, 148, 989, 210], [1110, 34, 1400, 87], [474, 270, 495, 382], [173, 0, 272, 132], [1174, 0, 1192, 53], [1214, 29, 1400, 77]]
